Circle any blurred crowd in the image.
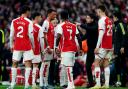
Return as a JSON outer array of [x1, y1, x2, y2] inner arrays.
[[0, 0, 128, 86]]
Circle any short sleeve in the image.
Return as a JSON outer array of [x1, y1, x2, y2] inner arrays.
[[28, 21, 33, 35], [56, 24, 63, 35], [10, 21, 14, 48], [39, 27, 44, 39], [98, 18, 105, 31], [42, 20, 49, 33], [76, 27, 79, 35]]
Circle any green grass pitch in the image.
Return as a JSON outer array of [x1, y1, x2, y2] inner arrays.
[[0, 85, 128, 89]]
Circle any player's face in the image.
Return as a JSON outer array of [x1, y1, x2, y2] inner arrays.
[[26, 11, 31, 18], [51, 19, 58, 27], [113, 16, 117, 22], [50, 11, 57, 19], [86, 15, 93, 23], [37, 15, 42, 23], [96, 9, 101, 17]]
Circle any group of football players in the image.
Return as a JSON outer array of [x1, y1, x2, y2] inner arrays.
[[7, 4, 114, 89]]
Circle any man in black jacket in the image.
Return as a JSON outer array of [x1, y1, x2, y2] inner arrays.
[[112, 12, 126, 86], [77, 13, 98, 88]]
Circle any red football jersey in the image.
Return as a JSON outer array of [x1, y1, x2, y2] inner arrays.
[[98, 16, 112, 49], [33, 23, 41, 55], [56, 21, 79, 52], [10, 17, 33, 51], [42, 20, 54, 49]]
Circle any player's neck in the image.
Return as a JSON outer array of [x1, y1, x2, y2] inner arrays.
[[47, 17, 51, 21], [100, 14, 106, 18], [33, 20, 38, 24], [21, 14, 27, 18]]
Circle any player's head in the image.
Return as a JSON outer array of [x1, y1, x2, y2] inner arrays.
[[60, 10, 69, 20], [97, 5, 106, 17], [20, 5, 31, 17], [32, 12, 42, 23], [86, 13, 95, 23], [47, 9, 57, 20], [51, 18, 58, 27], [113, 12, 122, 22]]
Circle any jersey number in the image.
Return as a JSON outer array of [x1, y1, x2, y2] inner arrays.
[[67, 29, 72, 40], [107, 24, 112, 36], [17, 26, 23, 38]]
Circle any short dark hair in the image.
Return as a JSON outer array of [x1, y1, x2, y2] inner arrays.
[[113, 11, 122, 19], [32, 12, 41, 19], [20, 5, 30, 14], [60, 10, 69, 20], [47, 9, 56, 15], [97, 5, 106, 12], [86, 13, 96, 20]]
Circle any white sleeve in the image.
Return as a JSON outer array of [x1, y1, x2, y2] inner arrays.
[[10, 21, 14, 48], [28, 21, 34, 48], [42, 20, 49, 33], [56, 25, 63, 34], [98, 19, 105, 31], [39, 28, 44, 51], [76, 27, 79, 35], [96, 30, 104, 48]]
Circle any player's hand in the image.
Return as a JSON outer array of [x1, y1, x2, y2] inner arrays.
[[120, 47, 124, 54], [78, 50, 83, 56], [55, 48, 61, 57], [75, 22, 81, 26], [41, 51, 45, 57], [46, 47, 52, 54], [10, 48, 13, 53], [94, 48, 99, 54]]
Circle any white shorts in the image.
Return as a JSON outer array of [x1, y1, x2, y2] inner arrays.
[[95, 48, 113, 60], [32, 54, 41, 63], [61, 52, 75, 66], [12, 50, 34, 62], [43, 49, 54, 61]]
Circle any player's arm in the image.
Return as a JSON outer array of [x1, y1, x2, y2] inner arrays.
[[76, 28, 82, 51], [56, 33, 61, 48], [42, 21, 49, 48], [96, 29, 104, 48], [28, 21, 35, 49], [55, 25, 62, 54], [120, 23, 126, 54], [10, 21, 14, 51], [38, 28, 44, 52], [95, 19, 105, 53]]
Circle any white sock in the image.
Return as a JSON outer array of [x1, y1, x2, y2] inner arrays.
[[40, 63, 44, 87], [60, 65, 67, 86], [66, 67, 75, 88], [11, 67, 17, 88], [25, 67, 31, 88], [104, 66, 110, 87], [43, 63, 49, 87], [32, 67, 38, 85], [94, 67, 101, 86]]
